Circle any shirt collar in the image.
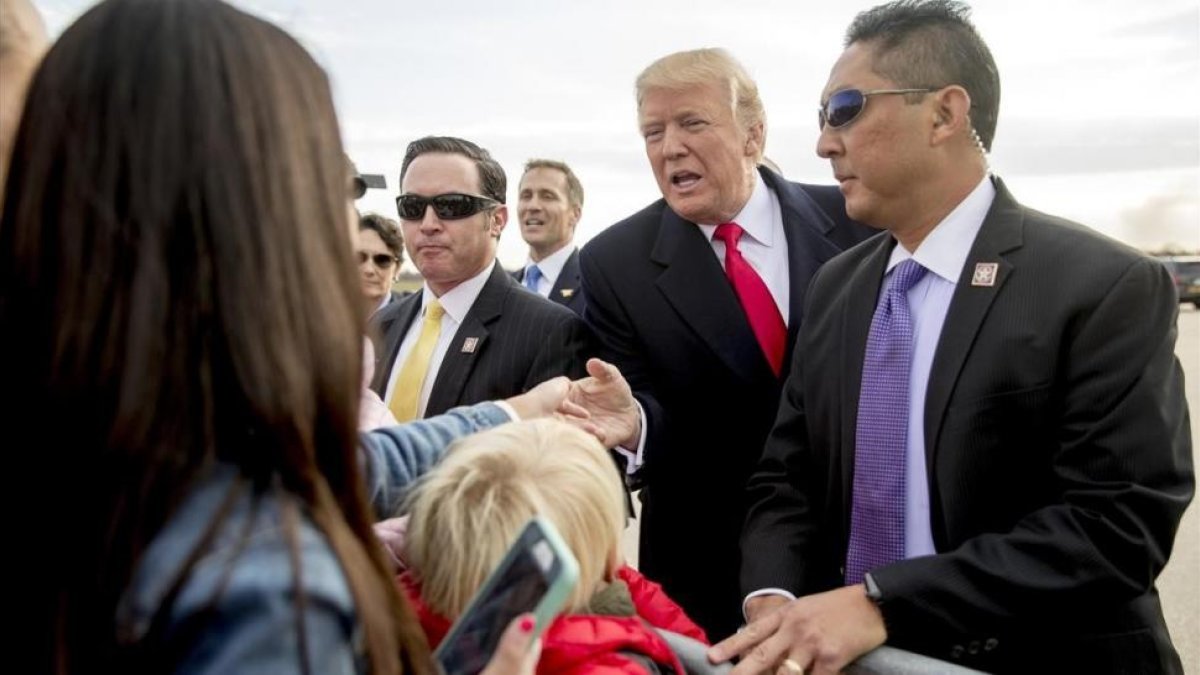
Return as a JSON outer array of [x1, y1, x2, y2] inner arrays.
[[887, 176, 996, 282], [525, 244, 575, 285], [372, 293, 391, 315], [421, 260, 496, 323], [696, 172, 776, 247]]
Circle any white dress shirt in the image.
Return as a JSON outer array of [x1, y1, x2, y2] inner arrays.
[[742, 176, 995, 615], [382, 261, 497, 419], [886, 175, 995, 558], [696, 172, 790, 322], [523, 244, 576, 298], [616, 172, 791, 473]]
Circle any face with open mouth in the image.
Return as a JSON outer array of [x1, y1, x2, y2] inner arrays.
[[517, 166, 580, 260], [638, 80, 761, 225]]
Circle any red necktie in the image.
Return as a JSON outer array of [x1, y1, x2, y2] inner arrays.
[[713, 222, 787, 375]]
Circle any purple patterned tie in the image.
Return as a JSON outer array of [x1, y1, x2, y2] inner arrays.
[[845, 258, 927, 586]]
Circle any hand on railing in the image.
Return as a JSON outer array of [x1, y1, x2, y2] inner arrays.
[[707, 585, 886, 675]]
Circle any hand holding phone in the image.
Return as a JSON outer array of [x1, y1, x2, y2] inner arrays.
[[477, 613, 542, 675], [433, 517, 579, 675]]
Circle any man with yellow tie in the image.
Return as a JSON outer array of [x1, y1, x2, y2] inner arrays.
[[369, 136, 592, 421]]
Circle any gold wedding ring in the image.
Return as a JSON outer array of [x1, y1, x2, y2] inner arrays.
[[781, 658, 804, 675]]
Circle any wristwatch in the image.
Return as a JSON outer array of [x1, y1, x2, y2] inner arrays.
[[862, 572, 884, 605]]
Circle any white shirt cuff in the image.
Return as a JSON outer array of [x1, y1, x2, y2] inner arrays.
[[742, 588, 796, 622], [491, 400, 519, 422], [611, 400, 648, 475]]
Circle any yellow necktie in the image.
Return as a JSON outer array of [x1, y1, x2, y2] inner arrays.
[[389, 299, 445, 422]]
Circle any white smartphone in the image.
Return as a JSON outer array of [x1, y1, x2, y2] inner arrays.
[[432, 516, 580, 675]]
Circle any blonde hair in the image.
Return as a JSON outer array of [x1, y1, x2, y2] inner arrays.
[[405, 419, 626, 618], [635, 47, 766, 160]]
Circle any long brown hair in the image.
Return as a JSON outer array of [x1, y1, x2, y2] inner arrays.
[[0, 0, 428, 672]]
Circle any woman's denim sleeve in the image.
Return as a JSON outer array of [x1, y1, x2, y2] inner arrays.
[[360, 402, 510, 517]]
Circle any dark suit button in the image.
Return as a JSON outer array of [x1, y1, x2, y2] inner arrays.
[[967, 640, 980, 655], [950, 645, 964, 659], [984, 638, 999, 652]]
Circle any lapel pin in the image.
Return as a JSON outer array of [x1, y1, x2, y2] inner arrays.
[[971, 262, 999, 287], [559, 288, 575, 299], [461, 337, 479, 354]]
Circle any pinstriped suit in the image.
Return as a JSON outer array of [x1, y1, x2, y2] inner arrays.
[[741, 178, 1191, 672], [369, 262, 591, 417]]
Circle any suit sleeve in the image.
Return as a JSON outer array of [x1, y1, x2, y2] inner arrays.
[[872, 257, 1194, 644], [522, 312, 593, 387], [579, 246, 669, 474], [739, 284, 827, 598]]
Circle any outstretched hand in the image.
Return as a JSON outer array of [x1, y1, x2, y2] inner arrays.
[[564, 358, 641, 448], [505, 376, 590, 421]]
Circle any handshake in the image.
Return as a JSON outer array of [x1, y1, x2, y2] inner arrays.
[[505, 358, 641, 450]]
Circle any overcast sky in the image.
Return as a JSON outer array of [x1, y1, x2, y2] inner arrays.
[[39, 0, 1200, 269]]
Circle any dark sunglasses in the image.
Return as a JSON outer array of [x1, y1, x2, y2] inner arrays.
[[358, 251, 398, 268], [395, 193, 499, 221], [818, 88, 933, 130]]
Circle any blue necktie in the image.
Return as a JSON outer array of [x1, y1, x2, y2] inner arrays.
[[845, 259, 927, 586], [524, 264, 542, 293]]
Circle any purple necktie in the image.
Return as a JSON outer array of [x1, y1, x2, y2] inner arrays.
[[845, 258, 927, 586]]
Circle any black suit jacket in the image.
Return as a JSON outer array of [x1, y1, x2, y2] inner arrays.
[[369, 262, 591, 416], [579, 168, 875, 639], [741, 178, 1192, 672], [513, 248, 586, 316]]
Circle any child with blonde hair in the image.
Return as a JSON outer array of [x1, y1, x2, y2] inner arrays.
[[400, 418, 708, 675]]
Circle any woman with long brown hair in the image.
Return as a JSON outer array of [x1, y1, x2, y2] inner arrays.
[[0, 0, 594, 671]]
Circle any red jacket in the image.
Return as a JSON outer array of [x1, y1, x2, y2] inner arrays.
[[400, 565, 708, 675]]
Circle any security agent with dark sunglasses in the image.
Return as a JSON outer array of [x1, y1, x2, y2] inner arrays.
[[395, 192, 498, 221], [721, 1, 1191, 674], [367, 135, 592, 425]]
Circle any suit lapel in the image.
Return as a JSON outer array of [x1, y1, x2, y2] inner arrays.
[[839, 237, 895, 509], [923, 178, 1024, 474], [424, 263, 506, 415], [765, 169, 859, 368], [369, 293, 422, 395], [651, 207, 768, 380], [549, 248, 582, 305]]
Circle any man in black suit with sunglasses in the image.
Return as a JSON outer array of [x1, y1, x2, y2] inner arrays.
[[369, 136, 590, 422], [714, 2, 1192, 673]]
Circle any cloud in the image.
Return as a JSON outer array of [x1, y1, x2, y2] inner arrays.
[[1118, 185, 1200, 251], [992, 118, 1200, 176]]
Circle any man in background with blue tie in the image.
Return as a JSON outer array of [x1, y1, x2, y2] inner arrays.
[[514, 159, 586, 316], [720, 1, 1193, 673], [370, 137, 591, 421]]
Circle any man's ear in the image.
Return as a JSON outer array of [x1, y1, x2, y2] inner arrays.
[[744, 119, 765, 158], [931, 85, 972, 146], [569, 204, 582, 228], [489, 204, 508, 238]]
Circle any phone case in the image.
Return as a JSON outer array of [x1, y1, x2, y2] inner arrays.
[[433, 516, 580, 675]]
